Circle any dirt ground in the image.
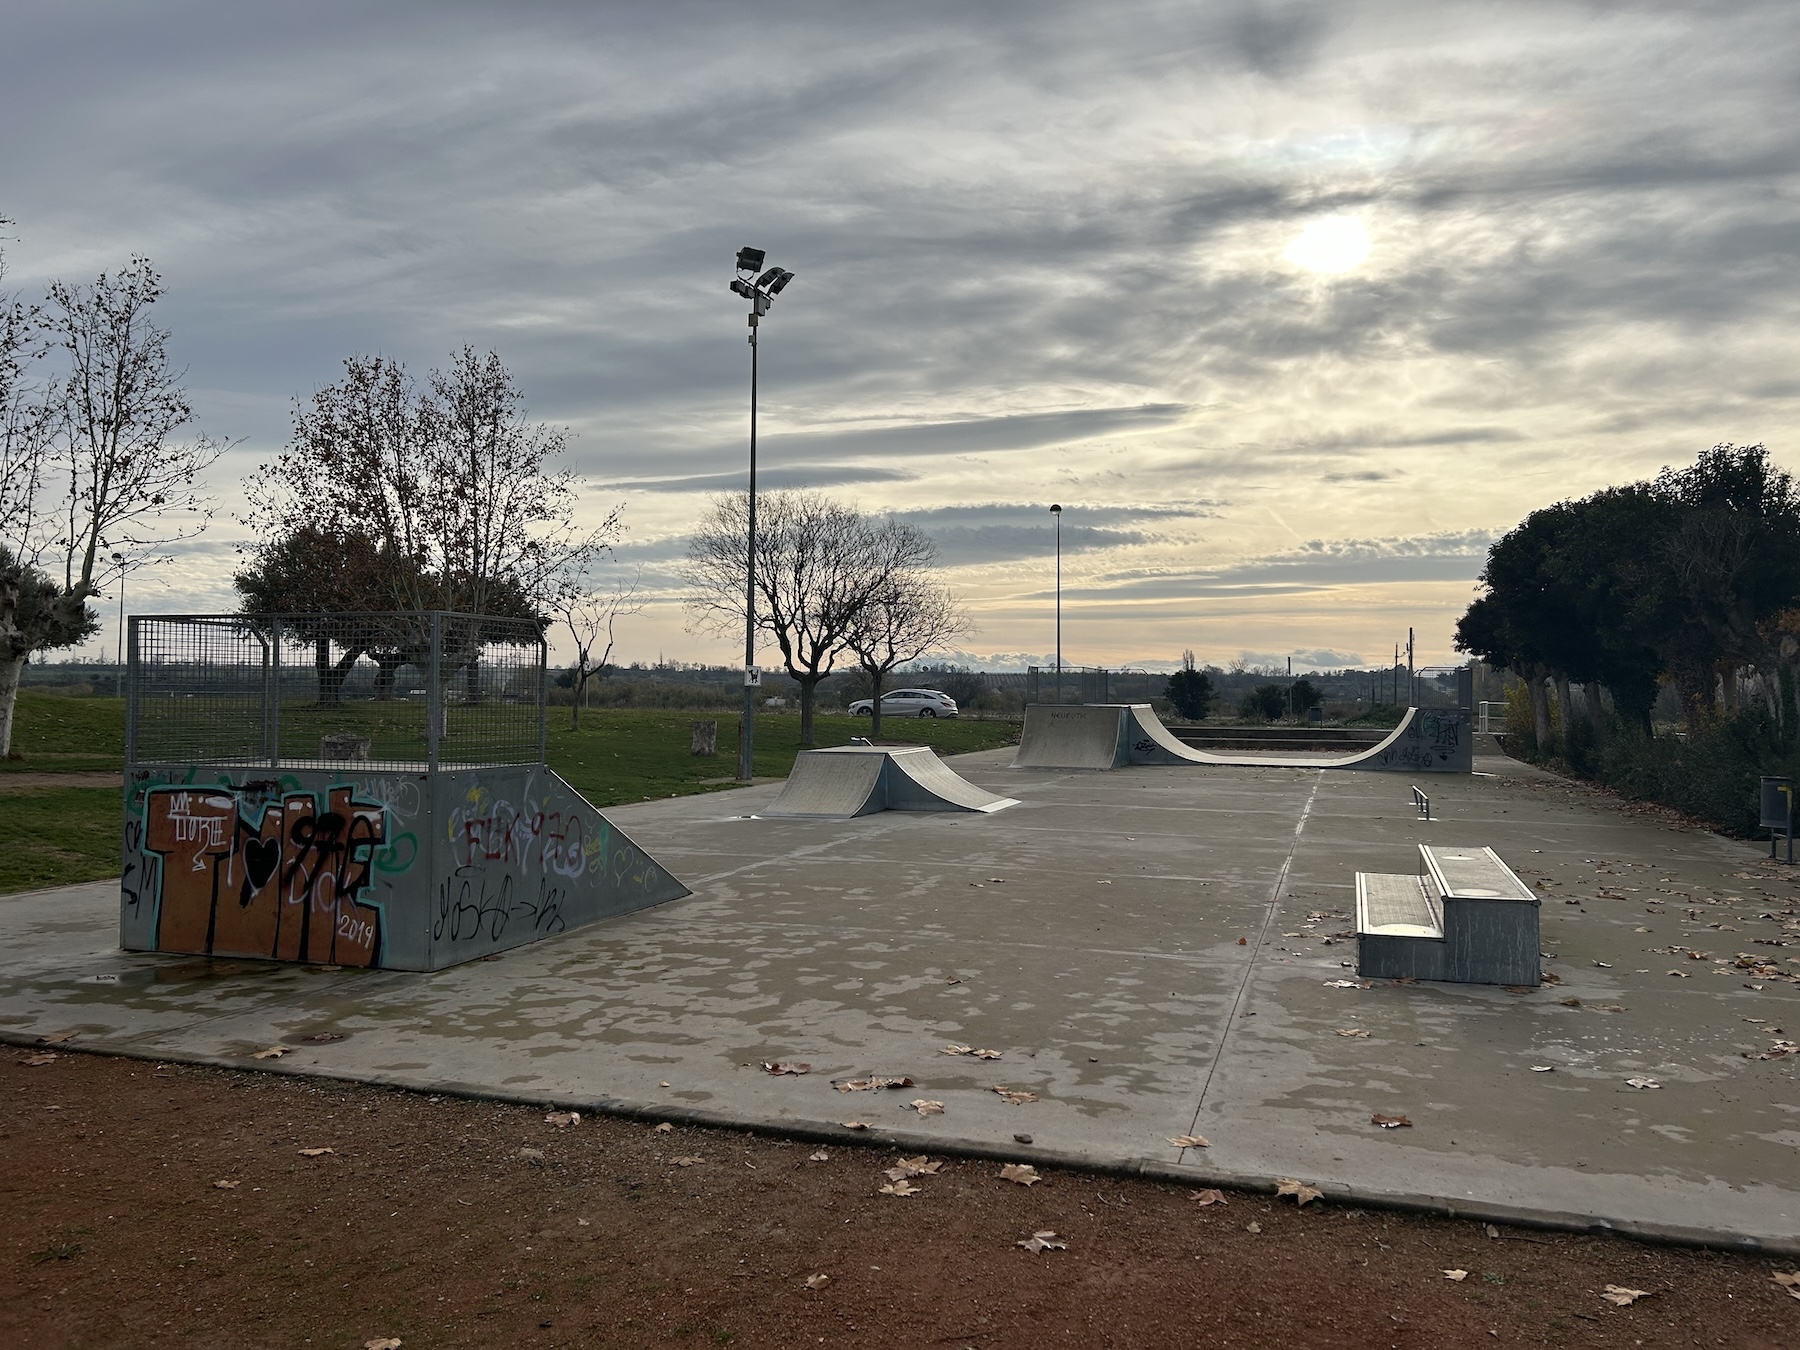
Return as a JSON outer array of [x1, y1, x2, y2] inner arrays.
[[2, 1051, 1796, 1350]]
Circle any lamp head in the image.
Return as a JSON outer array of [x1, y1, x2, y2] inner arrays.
[[735, 246, 766, 273], [767, 269, 795, 295], [1049, 503, 1062, 514]]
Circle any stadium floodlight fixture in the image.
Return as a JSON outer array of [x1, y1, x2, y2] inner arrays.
[[767, 269, 795, 295], [729, 277, 755, 300], [736, 246, 766, 273], [756, 266, 786, 288]]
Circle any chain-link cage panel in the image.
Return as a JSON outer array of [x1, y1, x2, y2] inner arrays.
[[128, 613, 547, 770]]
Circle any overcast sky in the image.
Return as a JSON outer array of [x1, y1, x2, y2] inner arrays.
[[4, 0, 1795, 671]]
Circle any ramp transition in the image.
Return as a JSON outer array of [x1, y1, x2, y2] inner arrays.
[[762, 745, 1020, 819], [1014, 703, 1471, 773]]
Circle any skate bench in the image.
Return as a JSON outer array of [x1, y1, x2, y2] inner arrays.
[[1356, 845, 1540, 986]]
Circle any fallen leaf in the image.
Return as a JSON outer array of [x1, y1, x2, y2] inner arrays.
[[545, 1111, 581, 1128], [1017, 1229, 1067, 1254], [1443, 1269, 1469, 1281], [1600, 1004, 1628, 1012], [1624, 1076, 1661, 1090], [1245, 1221, 1262, 1233], [1771, 1270, 1800, 1300], [840, 1120, 874, 1131], [1275, 1177, 1323, 1206], [1559, 997, 1582, 1007], [654, 1122, 674, 1133], [1600, 1285, 1651, 1306], [302, 1031, 346, 1043], [1000, 1163, 1041, 1186], [1371, 1113, 1412, 1129], [251, 1046, 287, 1059], [1530, 1065, 1554, 1073], [365, 1340, 403, 1350], [992, 1086, 1038, 1105], [671, 1155, 704, 1167], [907, 1099, 945, 1116], [22, 1053, 57, 1066], [1336, 1028, 1371, 1038], [804, 1274, 830, 1290], [517, 1147, 545, 1163], [1167, 1134, 1211, 1149], [941, 1043, 974, 1056], [1486, 1224, 1500, 1239], [834, 1075, 914, 1093], [1323, 979, 1370, 989], [297, 1147, 335, 1157], [213, 1180, 240, 1190], [878, 1179, 920, 1197], [1188, 1188, 1227, 1206], [1591, 960, 1612, 969], [884, 1156, 944, 1181], [762, 1061, 811, 1076], [809, 1149, 830, 1162], [38, 1032, 77, 1045]]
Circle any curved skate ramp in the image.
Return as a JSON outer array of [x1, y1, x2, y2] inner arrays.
[[762, 745, 1020, 818], [1015, 703, 1471, 773]]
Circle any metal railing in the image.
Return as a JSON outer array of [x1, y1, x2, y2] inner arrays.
[[127, 612, 548, 771]]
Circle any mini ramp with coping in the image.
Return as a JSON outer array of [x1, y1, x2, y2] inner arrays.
[[1014, 703, 1471, 773], [761, 745, 1020, 819]]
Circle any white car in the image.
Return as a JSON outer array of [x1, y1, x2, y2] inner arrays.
[[849, 687, 959, 718]]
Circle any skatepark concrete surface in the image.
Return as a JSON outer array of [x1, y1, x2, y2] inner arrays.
[[6, 748, 1800, 1253]]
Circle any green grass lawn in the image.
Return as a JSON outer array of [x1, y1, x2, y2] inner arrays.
[[0, 787, 123, 894], [0, 694, 1019, 892]]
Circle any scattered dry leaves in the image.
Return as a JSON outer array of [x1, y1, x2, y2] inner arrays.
[[1371, 1113, 1412, 1129], [991, 1086, 1038, 1105], [1771, 1271, 1800, 1300], [251, 1046, 286, 1060], [1017, 1230, 1067, 1254], [1624, 1076, 1662, 1090], [839, 1120, 874, 1131], [297, 1147, 334, 1158], [1000, 1163, 1041, 1187], [808, 1149, 830, 1162], [1275, 1177, 1323, 1206], [1600, 1285, 1651, 1306], [804, 1274, 830, 1291], [835, 1075, 914, 1093], [653, 1122, 674, 1133], [907, 1099, 946, 1117], [877, 1179, 920, 1197], [365, 1340, 403, 1350], [1166, 1134, 1211, 1149], [941, 1044, 1003, 1060], [544, 1111, 581, 1128], [1443, 1269, 1468, 1281], [884, 1156, 944, 1181], [1335, 1028, 1371, 1038], [212, 1180, 240, 1190], [762, 1061, 811, 1076], [37, 1032, 77, 1045], [22, 1053, 57, 1067], [671, 1155, 704, 1168], [301, 1031, 346, 1043], [1188, 1189, 1227, 1206]]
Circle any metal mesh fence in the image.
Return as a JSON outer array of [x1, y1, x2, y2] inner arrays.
[[1025, 666, 1164, 705], [128, 612, 547, 770]]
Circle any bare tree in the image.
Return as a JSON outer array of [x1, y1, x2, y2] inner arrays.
[[244, 348, 620, 619], [685, 490, 884, 746], [843, 520, 969, 738], [551, 566, 644, 729], [0, 251, 222, 756]]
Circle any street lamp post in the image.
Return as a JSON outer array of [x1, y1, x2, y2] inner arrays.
[[111, 551, 126, 699], [729, 247, 796, 783], [1049, 504, 1062, 704]]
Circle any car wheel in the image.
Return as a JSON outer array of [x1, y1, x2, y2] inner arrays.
[[853, 706, 870, 716], [920, 708, 936, 717]]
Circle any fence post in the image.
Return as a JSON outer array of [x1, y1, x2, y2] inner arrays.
[[268, 619, 281, 768], [536, 630, 548, 765], [427, 611, 442, 773]]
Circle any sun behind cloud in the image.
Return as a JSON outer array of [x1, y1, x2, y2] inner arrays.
[[1284, 214, 1371, 274]]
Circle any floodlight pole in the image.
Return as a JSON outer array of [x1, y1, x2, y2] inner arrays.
[[111, 551, 126, 699], [1050, 504, 1063, 703], [740, 312, 760, 783]]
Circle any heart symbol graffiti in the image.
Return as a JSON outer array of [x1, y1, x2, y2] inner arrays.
[[243, 837, 281, 892]]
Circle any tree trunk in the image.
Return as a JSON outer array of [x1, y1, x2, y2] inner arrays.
[[0, 654, 24, 758], [1719, 664, 1738, 712], [868, 668, 885, 739], [1529, 673, 1552, 754], [1553, 675, 1573, 753], [1583, 683, 1607, 744], [570, 669, 586, 730], [797, 674, 823, 746]]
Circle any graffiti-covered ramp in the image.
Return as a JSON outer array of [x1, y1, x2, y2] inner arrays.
[[122, 765, 690, 972], [761, 746, 1019, 819]]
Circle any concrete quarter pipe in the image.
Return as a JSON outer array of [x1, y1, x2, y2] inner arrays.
[[761, 745, 1021, 818], [1014, 703, 1471, 773]]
